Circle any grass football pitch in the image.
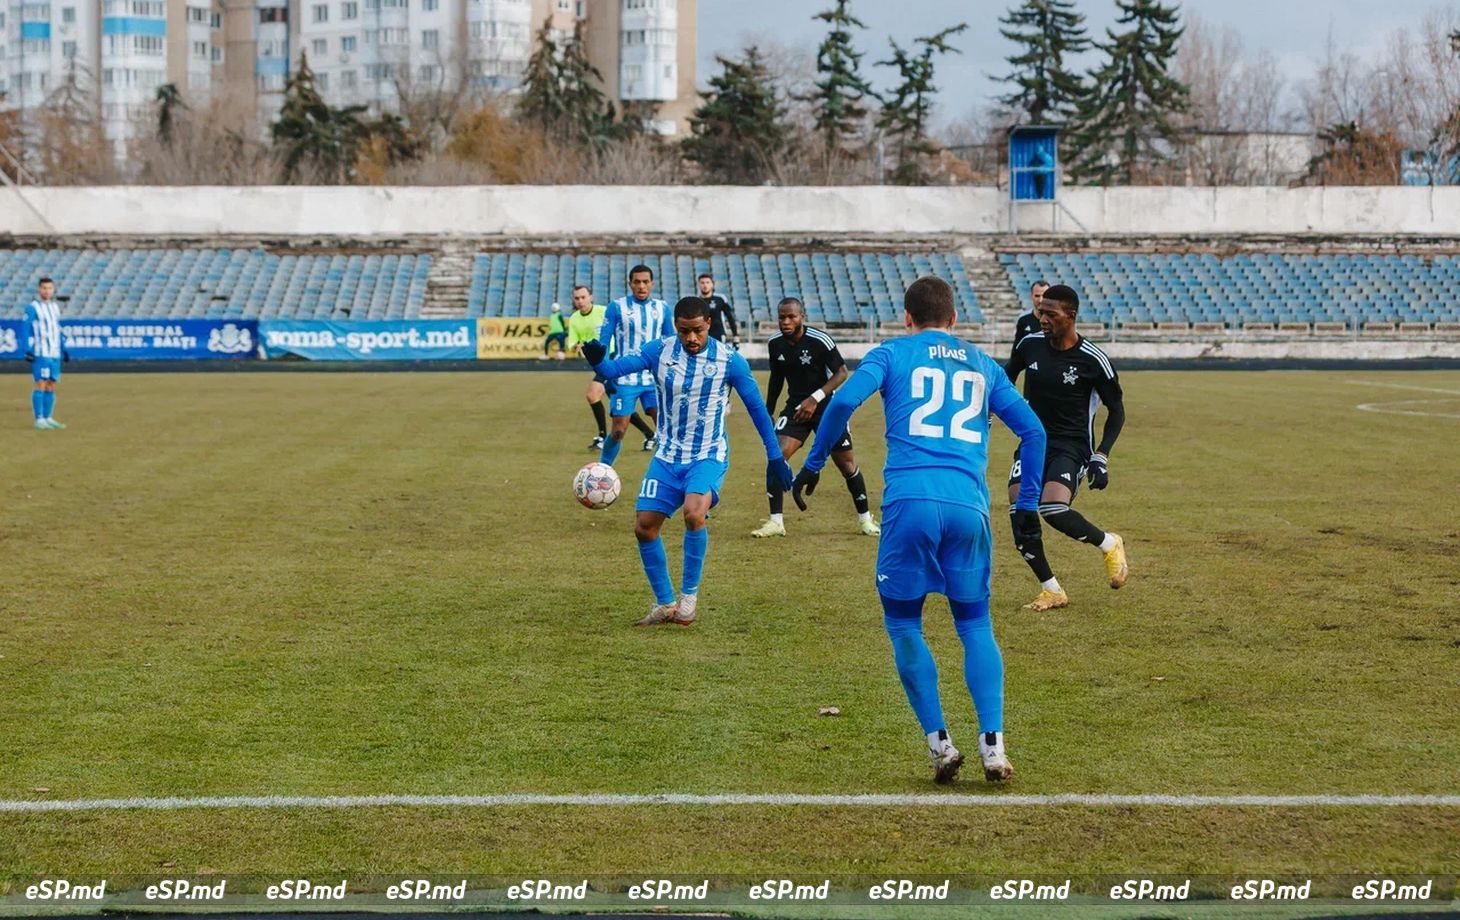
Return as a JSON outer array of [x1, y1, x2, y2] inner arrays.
[[0, 369, 1456, 898]]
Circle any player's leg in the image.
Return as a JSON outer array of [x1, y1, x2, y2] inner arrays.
[[637, 395, 659, 451], [601, 386, 637, 466], [877, 501, 961, 784], [1037, 448, 1128, 589], [1008, 457, 1064, 610], [632, 458, 683, 625], [586, 379, 608, 451], [43, 380, 60, 427], [830, 438, 878, 536], [752, 418, 801, 537], [940, 507, 1012, 782], [675, 460, 726, 624]]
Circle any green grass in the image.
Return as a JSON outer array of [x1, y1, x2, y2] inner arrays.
[[0, 369, 1457, 889]]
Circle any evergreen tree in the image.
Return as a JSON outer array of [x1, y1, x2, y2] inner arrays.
[[271, 54, 369, 182], [808, 0, 875, 152], [996, 0, 1089, 124], [683, 47, 788, 184], [874, 24, 966, 184], [1067, 0, 1190, 185], [517, 18, 618, 147], [154, 83, 185, 146]]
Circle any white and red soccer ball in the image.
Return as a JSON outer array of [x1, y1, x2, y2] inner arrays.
[[573, 462, 621, 510]]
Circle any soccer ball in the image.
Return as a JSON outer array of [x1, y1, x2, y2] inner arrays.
[[573, 462, 621, 510]]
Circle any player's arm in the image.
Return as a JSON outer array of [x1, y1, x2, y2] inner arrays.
[[584, 337, 657, 379], [764, 353, 785, 415], [594, 302, 620, 350], [728, 353, 794, 492], [1088, 374, 1125, 489], [23, 304, 36, 362], [793, 343, 848, 421], [1004, 334, 1029, 383], [988, 370, 1047, 513], [791, 353, 885, 508]]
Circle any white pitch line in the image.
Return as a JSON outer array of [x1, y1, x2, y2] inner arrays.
[[2, 793, 1458, 813], [1356, 399, 1460, 419], [1343, 381, 1460, 396]]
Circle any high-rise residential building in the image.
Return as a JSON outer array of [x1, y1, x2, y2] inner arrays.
[[0, 0, 699, 161]]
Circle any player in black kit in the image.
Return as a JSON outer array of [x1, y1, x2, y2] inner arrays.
[[1003, 284, 1129, 611], [697, 273, 740, 346], [752, 297, 879, 538], [1010, 279, 1048, 361]]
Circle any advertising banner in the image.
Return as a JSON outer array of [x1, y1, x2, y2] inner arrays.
[[259, 320, 477, 361], [476, 318, 552, 359], [0, 319, 258, 360]]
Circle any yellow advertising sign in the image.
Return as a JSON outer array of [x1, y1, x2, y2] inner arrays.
[[476, 318, 552, 359]]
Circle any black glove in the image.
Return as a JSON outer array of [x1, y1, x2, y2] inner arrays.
[[791, 466, 821, 511], [1011, 509, 1042, 545], [62, 350, 71, 363], [24, 351, 34, 364], [1087, 454, 1109, 490], [581, 341, 606, 367], [766, 458, 793, 494]]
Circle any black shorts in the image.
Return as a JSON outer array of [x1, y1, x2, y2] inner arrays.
[[777, 404, 852, 452], [592, 373, 615, 394], [1008, 439, 1089, 499]]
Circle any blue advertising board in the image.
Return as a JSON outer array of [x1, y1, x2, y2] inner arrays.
[[0, 319, 258, 360], [259, 320, 477, 361]]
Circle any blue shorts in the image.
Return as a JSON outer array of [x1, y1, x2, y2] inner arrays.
[[32, 358, 61, 383], [611, 384, 657, 416], [876, 500, 992, 603], [636, 457, 726, 516]]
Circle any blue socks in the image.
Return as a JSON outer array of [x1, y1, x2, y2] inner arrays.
[[881, 595, 945, 735], [600, 433, 624, 466], [42, 390, 55, 418], [681, 528, 707, 595], [637, 537, 676, 605], [32, 390, 45, 420], [951, 599, 1004, 734], [882, 595, 1006, 736]]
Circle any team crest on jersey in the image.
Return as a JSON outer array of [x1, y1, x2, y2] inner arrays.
[[703, 360, 718, 377], [1062, 366, 1079, 385], [799, 351, 813, 364]]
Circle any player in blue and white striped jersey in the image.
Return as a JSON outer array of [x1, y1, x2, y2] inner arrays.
[[24, 277, 70, 430], [595, 264, 673, 466], [583, 297, 793, 627]]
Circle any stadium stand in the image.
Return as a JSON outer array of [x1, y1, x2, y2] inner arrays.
[[0, 249, 431, 320], [466, 252, 983, 327], [1000, 252, 1460, 330]]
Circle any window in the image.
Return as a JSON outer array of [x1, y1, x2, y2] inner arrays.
[[188, 6, 208, 23], [212, 46, 222, 62], [193, 40, 209, 58], [317, 72, 328, 90], [342, 1, 357, 18], [259, 6, 286, 23], [421, 29, 437, 50], [341, 70, 357, 88], [61, 6, 75, 22], [419, 64, 441, 82], [212, 12, 221, 27], [422, 0, 437, 9], [312, 3, 327, 22], [62, 40, 76, 57], [341, 35, 357, 52], [312, 38, 327, 56]]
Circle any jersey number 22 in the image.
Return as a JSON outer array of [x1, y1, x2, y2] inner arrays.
[[909, 367, 985, 443]]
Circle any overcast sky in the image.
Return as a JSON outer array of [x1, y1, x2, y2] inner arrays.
[[696, 0, 1456, 125]]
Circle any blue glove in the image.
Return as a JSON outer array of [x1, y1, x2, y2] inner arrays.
[[766, 458, 793, 494], [1087, 454, 1109, 490], [791, 466, 820, 510], [581, 341, 606, 367]]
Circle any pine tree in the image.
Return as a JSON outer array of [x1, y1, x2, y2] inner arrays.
[[517, 18, 617, 147], [683, 47, 788, 184], [996, 0, 1090, 124], [271, 53, 368, 183], [1067, 0, 1190, 185], [874, 24, 966, 185], [154, 83, 185, 146], [808, 0, 875, 152]]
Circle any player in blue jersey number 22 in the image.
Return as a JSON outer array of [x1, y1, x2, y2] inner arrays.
[[584, 297, 794, 628], [792, 276, 1047, 785]]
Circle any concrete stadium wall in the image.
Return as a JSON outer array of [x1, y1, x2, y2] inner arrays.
[[6, 185, 1460, 238]]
